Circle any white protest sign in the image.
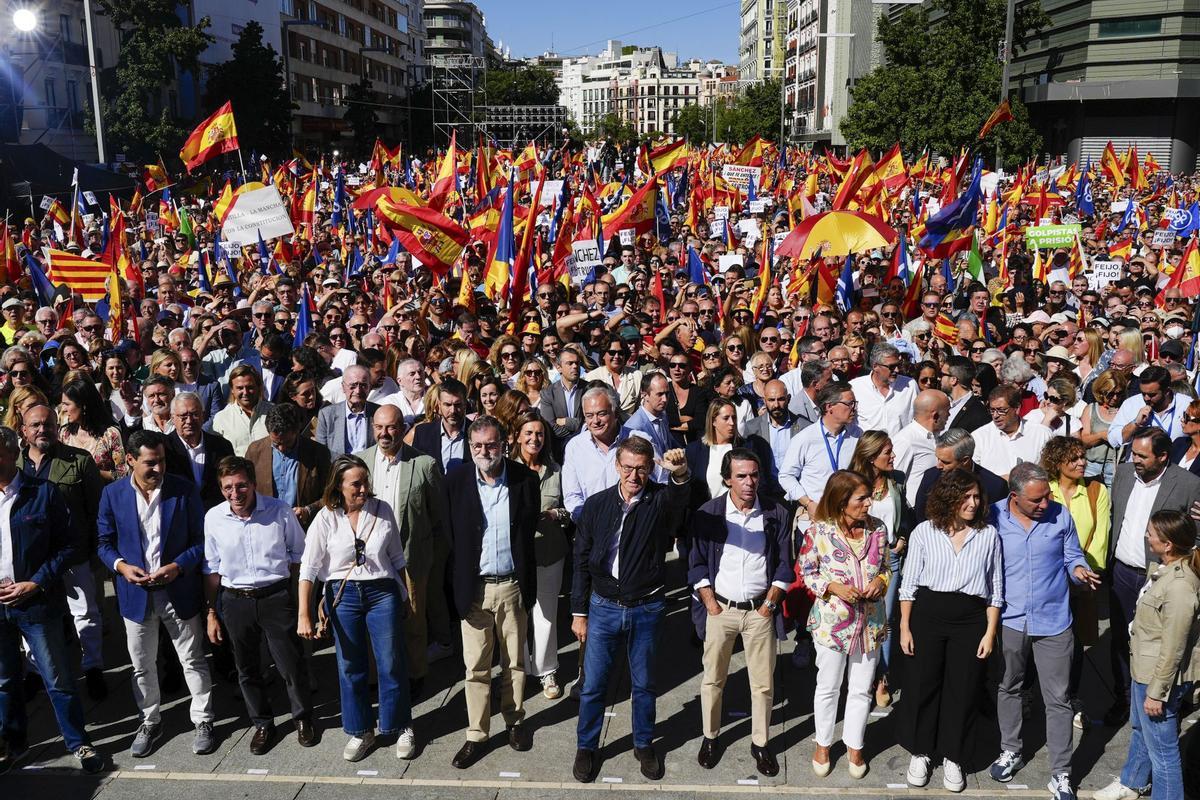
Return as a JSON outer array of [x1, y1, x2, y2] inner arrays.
[[221, 185, 295, 247], [570, 240, 601, 285], [738, 219, 759, 240], [1151, 228, 1175, 248], [39, 196, 52, 211], [347, 176, 361, 186], [709, 220, 726, 239], [1088, 259, 1122, 291], [1110, 199, 1129, 213], [83, 191, 98, 206], [713, 205, 730, 221], [539, 181, 563, 207], [618, 228, 635, 247], [721, 165, 762, 193], [718, 254, 743, 271], [749, 200, 767, 214], [774, 232, 789, 249]]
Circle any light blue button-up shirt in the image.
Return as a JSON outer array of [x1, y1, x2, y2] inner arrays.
[[203, 494, 306, 589], [345, 408, 368, 453], [989, 499, 1090, 637], [477, 465, 514, 576], [271, 447, 300, 507]]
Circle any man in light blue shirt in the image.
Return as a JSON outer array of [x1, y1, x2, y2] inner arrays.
[[563, 388, 662, 521], [477, 465, 513, 576], [777, 381, 860, 517], [986, 462, 1099, 797]]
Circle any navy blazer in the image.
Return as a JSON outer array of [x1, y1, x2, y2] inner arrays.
[[444, 459, 540, 618], [3, 473, 77, 617], [1170, 436, 1200, 478], [97, 473, 206, 622], [687, 492, 793, 640], [684, 436, 781, 508]]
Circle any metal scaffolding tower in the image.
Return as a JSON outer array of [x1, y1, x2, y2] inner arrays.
[[481, 105, 567, 149], [431, 54, 487, 147]]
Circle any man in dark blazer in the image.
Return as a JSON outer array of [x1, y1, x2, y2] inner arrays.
[[315, 365, 379, 455], [443, 415, 539, 770], [912, 428, 1008, 523], [1103, 427, 1200, 726], [688, 448, 791, 777], [245, 403, 331, 528], [165, 392, 235, 509], [943, 356, 990, 432], [0, 426, 104, 773], [97, 429, 216, 758], [538, 347, 585, 458], [405, 378, 468, 475]]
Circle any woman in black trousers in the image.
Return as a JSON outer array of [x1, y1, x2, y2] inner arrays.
[[896, 468, 1003, 794]]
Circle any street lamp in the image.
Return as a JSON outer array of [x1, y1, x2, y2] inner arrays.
[[12, 8, 36, 32]]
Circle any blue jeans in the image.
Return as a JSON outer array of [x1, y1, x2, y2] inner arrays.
[[1119, 680, 1191, 799], [880, 548, 903, 673], [0, 602, 89, 752], [577, 593, 664, 751], [327, 579, 411, 736]]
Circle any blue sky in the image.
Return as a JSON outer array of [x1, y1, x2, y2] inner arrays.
[[475, 0, 739, 63]]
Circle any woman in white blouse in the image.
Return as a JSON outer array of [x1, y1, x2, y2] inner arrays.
[[298, 454, 415, 763]]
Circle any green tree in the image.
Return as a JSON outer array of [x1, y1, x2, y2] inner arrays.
[[591, 112, 636, 143], [93, 0, 213, 162], [672, 104, 709, 144], [483, 66, 560, 106], [840, 0, 1048, 164], [711, 80, 781, 145], [342, 78, 379, 156], [204, 21, 294, 157]]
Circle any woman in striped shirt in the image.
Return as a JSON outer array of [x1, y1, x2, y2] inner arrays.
[[897, 468, 1003, 794]]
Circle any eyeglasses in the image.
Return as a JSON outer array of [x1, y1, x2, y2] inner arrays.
[[703, 352, 721, 360], [726, 344, 744, 351], [913, 331, 930, 340], [760, 335, 779, 343], [668, 362, 689, 369], [616, 463, 651, 477], [918, 376, 938, 385], [500, 351, 518, 359], [330, 333, 348, 341], [971, 345, 987, 353], [523, 369, 543, 377], [681, 311, 697, 318], [1049, 291, 1065, 297], [830, 400, 858, 409], [921, 302, 939, 308], [8, 369, 31, 378], [1046, 394, 1064, 404], [431, 297, 449, 305], [988, 406, 1014, 415], [606, 350, 627, 358], [881, 311, 899, 318], [253, 312, 271, 319]]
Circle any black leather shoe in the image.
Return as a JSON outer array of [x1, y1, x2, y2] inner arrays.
[[634, 745, 664, 780], [697, 736, 720, 769], [507, 723, 531, 751], [249, 724, 274, 755], [295, 719, 318, 747], [452, 741, 481, 769], [751, 743, 779, 777], [572, 748, 596, 783]]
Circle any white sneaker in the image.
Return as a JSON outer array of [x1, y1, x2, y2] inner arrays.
[[943, 758, 965, 793], [906, 754, 931, 787], [541, 673, 562, 700], [395, 727, 417, 760], [426, 641, 453, 664], [1093, 780, 1140, 800], [343, 731, 375, 762]]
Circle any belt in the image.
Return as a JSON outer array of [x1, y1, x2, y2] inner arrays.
[[223, 579, 291, 599], [714, 591, 766, 612], [480, 573, 516, 584], [598, 593, 659, 608]]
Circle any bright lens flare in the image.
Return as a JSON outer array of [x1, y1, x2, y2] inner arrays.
[[13, 8, 37, 32]]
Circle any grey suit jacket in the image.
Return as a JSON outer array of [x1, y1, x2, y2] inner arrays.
[[742, 413, 808, 471], [1110, 462, 1200, 568], [316, 401, 379, 456], [355, 443, 448, 576], [789, 389, 821, 426], [538, 380, 583, 444]]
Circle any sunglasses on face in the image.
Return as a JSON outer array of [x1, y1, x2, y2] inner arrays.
[[501, 351, 518, 359], [606, 350, 627, 358], [703, 352, 721, 360], [726, 344, 744, 351], [669, 362, 689, 369], [1183, 414, 1200, 424], [1046, 394, 1064, 404]]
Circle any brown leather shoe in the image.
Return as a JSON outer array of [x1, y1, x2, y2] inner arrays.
[[451, 741, 481, 769], [249, 724, 274, 755], [295, 719, 318, 747]]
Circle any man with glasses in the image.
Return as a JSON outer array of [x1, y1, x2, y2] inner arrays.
[[779, 381, 862, 518], [878, 304, 903, 339], [445, 416, 540, 769], [0, 298, 32, 346], [202, 456, 316, 755], [942, 355, 990, 431], [231, 334, 290, 404], [165, 392, 235, 510], [1107, 365, 1185, 448], [175, 347, 223, 420], [244, 301, 277, 349], [696, 300, 720, 344], [316, 365, 378, 456], [571, 437, 691, 782], [973, 384, 1054, 480], [918, 293, 941, 326], [32, 307, 57, 340], [850, 343, 915, 436], [584, 335, 640, 415]]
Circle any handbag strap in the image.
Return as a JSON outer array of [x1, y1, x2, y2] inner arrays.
[[1082, 481, 1100, 554], [324, 501, 382, 615]]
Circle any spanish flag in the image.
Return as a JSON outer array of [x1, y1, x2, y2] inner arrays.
[[874, 143, 907, 190], [1108, 236, 1132, 261], [376, 199, 469, 275], [1100, 141, 1125, 188], [649, 139, 688, 174], [978, 99, 1013, 140], [179, 101, 240, 173]]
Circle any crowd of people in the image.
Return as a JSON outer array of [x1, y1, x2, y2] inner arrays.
[[0, 134, 1199, 800]]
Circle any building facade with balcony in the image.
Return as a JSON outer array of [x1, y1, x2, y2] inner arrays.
[[739, 0, 786, 83], [423, 0, 496, 63], [699, 63, 740, 107], [281, 0, 424, 150]]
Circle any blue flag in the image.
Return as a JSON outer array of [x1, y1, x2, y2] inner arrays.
[[256, 230, 272, 275], [381, 237, 400, 265], [331, 171, 345, 228], [1169, 202, 1200, 236], [292, 282, 311, 348], [1116, 199, 1136, 233], [835, 254, 855, 313], [687, 245, 707, 285], [1075, 170, 1094, 216], [24, 252, 56, 307]]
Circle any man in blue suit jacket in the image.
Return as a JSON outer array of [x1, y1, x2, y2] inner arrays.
[[687, 447, 792, 778], [0, 426, 105, 774], [620, 372, 678, 455], [97, 429, 216, 759]]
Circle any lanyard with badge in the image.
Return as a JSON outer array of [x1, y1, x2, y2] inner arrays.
[[820, 421, 845, 472]]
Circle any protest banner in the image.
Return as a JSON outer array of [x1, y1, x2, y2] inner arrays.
[[570, 240, 601, 286], [1088, 259, 1122, 290], [720, 165, 762, 193], [221, 185, 295, 247], [1150, 228, 1175, 248], [1025, 223, 1082, 249]]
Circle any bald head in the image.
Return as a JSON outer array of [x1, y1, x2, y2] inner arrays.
[[1110, 348, 1135, 371], [914, 388, 951, 433], [373, 402, 404, 455], [763, 378, 791, 423]]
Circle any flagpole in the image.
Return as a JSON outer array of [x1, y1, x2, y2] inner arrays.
[[237, 149, 248, 183]]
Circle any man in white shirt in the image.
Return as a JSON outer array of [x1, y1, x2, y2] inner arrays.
[[849, 343, 916, 436], [124, 376, 176, 436], [892, 390, 951, 505], [1107, 365, 1185, 447], [379, 357, 428, 427], [563, 387, 660, 521], [778, 382, 862, 518], [202, 456, 316, 755], [972, 384, 1053, 480]]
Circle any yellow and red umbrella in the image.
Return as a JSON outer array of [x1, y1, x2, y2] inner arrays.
[[776, 210, 896, 259]]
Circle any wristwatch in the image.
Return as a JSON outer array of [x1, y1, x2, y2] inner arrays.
[[763, 599, 778, 613]]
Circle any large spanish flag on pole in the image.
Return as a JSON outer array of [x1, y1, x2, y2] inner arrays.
[[179, 101, 240, 173], [376, 200, 469, 276]]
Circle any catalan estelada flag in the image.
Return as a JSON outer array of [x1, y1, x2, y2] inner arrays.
[[376, 199, 468, 276], [179, 101, 239, 173], [46, 248, 109, 301]]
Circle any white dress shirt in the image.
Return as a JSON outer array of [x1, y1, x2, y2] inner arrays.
[[607, 489, 643, 581], [0, 479, 20, 583], [850, 373, 916, 436], [892, 420, 939, 505], [561, 429, 662, 520], [706, 443, 733, 499], [299, 499, 409, 591], [971, 419, 1053, 478], [1107, 393, 1186, 448], [203, 494, 305, 588], [379, 390, 425, 427], [694, 497, 789, 602], [136, 486, 163, 573], [181, 436, 206, 484], [1114, 470, 1163, 569]]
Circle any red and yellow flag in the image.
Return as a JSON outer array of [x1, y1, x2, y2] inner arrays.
[[978, 99, 1013, 139], [649, 139, 688, 174], [874, 143, 907, 190], [1101, 141, 1125, 188], [47, 248, 109, 301], [179, 101, 239, 173], [376, 200, 469, 275], [933, 313, 959, 345]]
